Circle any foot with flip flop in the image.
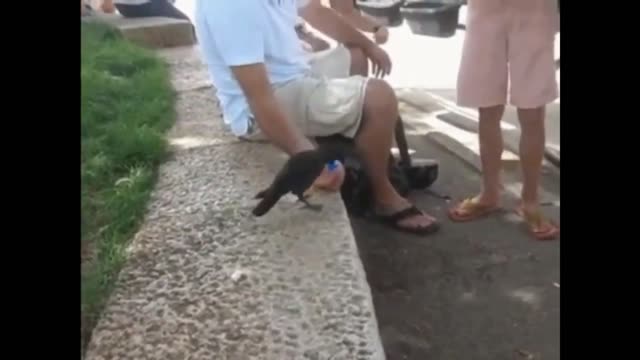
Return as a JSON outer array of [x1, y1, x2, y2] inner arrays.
[[448, 194, 559, 241], [445, 103, 560, 241], [311, 160, 440, 235], [310, 158, 556, 239]]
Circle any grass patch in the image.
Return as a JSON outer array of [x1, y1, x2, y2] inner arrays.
[[81, 22, 175, 355]]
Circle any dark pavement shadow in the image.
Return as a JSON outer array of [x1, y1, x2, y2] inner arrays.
[[349, 136, 559, 360]]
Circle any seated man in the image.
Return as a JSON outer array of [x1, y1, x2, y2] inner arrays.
[[195, 0, 439, 235], [296, 0, 389, 78]]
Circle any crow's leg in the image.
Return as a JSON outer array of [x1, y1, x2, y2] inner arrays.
[[302, 187, 314, 199], [296, 194, 323, 212]]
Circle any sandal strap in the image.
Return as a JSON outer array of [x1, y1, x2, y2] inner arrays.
[[517, 208, 559, 237], [459, 197, 479, 208], [453, 197, 485, 214], [520, 208, 545, 226], [381, 205, 423, 223]]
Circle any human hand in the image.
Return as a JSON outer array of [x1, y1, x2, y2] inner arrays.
[[364, 44, 392, 78], [100, 0, 116, 13], [374, 26, 389, 45], [312, 161, 345, 193]]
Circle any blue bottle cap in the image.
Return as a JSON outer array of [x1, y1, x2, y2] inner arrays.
[[327, 160, 339, 171]]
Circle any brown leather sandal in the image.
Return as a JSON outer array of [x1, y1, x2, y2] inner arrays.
[[375, 205, 440, 236]]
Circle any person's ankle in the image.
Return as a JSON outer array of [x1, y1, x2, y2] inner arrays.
[[476, 191, 500, 205], [520, 200, 540, 212], [373, 189, 407, 209]]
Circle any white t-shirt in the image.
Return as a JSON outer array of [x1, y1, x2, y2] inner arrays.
[[195, 0, 311, 136]]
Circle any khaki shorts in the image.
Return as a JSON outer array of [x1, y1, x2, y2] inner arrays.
[[307, 45, 352, 79], [243, 46, 368, 141]]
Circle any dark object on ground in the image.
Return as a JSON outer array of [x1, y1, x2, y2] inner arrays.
[[400, 1, 462, 38], [252, 143, 354, 217], [338, 146, 413, 216], [391, 116, 439, 192], [356, 0, 405, 27], [317, 116, 439, 217], [115, 0, 190, 21]]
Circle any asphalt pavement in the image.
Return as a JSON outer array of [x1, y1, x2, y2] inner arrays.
[[350, 135, 560, 360]]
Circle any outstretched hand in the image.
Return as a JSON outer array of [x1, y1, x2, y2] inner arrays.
[[312, 161, 345, 193], [363, 44, 392, 79]]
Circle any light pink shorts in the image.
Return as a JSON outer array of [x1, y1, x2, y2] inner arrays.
[[457, 0, 559, 109]]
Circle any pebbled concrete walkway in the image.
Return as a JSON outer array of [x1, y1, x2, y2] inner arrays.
[[85, 47, 385, 360]]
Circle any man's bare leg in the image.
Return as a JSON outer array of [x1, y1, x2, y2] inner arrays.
[[356, 79, 437, 230]]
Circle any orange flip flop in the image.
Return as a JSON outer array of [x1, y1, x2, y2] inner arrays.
[[515, 207, 560, 241], [448, 197, 500, 222]]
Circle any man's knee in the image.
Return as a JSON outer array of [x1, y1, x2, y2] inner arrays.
[[363, 79, 398, 118]]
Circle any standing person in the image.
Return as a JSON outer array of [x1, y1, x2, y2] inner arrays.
[[101, 0, 190, 21], [448, 0, 560, 240]]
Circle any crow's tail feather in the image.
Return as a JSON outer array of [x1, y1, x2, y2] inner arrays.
[[252, 191, 281, 216], [254, 188, 269, 199]]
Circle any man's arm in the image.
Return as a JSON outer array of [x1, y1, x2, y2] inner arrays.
[[328, 0, 382, 33], [299, 0, 375, 51], [231, 64, 314, 155], [299, 0, 391, 76]]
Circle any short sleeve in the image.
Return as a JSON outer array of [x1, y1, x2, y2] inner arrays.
[[201, 0, 265, 66]]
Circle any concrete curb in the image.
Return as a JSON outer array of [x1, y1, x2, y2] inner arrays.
[[85, 46, 386, 360], [83, 13, 195, 49]]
